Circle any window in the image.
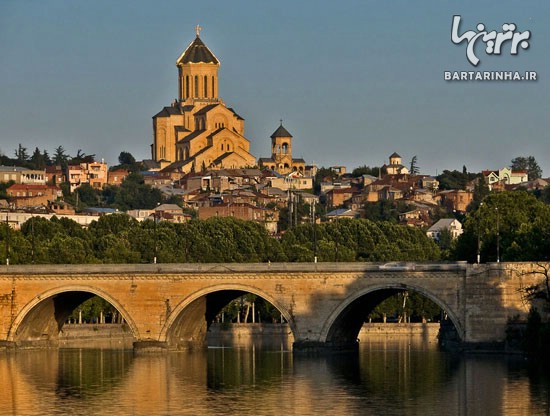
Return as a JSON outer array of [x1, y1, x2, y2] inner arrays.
[[204, 75, 208, 96], [194, 76, 198, 97], [185, 76, 190, 99]]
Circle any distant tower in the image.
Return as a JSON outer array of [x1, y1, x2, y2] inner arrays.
[[270, 121, 293, 173], [176, 24, 220, 102], [385, 152, 409, 175], [258, 121, 305, 174]]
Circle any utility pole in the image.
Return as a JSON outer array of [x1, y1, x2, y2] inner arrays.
[[496, 207, 500, 263], [288, 191, 293, 228], [5, 212, 9, 266], [312, 200, 317, 263], [31, 215, 35, 264]]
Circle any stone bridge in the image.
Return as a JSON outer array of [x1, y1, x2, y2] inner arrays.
[[0, 262, 544, 352]]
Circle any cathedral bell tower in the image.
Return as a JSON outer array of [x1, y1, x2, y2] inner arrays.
[[270, 121, 293, 173], [176, 25, 220, 103]]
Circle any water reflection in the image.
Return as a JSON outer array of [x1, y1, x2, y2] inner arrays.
[[1, 337, 549, 415]]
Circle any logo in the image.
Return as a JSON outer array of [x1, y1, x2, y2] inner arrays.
[[451, 15, 531, 66]]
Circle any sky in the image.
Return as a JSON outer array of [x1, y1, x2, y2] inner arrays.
[[1, 0, 549, 176]]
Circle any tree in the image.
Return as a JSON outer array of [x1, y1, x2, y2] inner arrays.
[[75, 183, 102, 208], [14, 144, 29, 163], [351, 165, 384, 178], [30, 147, 47, 170], [409, 155, 420, 175], [511, 156, 542, 181], [118, 151, 136, 166], [53, 146, 69, 167], [453, 191, 550, 262], [469, 177, 490, 212], [70, 149, 95, 164], [437, 169, 479, 190]]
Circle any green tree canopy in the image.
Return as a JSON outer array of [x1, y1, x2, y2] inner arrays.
[[452, 191, 550, 262], [511, 156, 542, 180]]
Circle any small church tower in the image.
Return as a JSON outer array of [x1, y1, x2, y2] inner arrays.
[[270, 122, 293, 172], [259, 122, 305, 174]]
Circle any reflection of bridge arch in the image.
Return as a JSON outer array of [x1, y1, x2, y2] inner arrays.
[[160, 284, 295, 349], [320, 283, 463, 347], [9, 285, 139, 345]]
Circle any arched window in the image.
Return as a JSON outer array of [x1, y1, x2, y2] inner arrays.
[[185, 76, 190, 99], [204, 75, 208, 97], [221, 144, 224, 151], [282, 143, 289, 154], [212, 76, 215, 97], [194, 76, 198, 97]]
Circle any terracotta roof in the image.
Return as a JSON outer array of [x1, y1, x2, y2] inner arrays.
[[8, 184, 59, 191]]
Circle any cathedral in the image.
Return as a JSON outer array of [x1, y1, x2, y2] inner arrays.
[[152, 26, 256, 173]]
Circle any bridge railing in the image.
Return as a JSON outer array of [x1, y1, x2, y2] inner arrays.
[[0, 262, 470, 275]]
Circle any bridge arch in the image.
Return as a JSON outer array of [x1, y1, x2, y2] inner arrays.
[[8, 285, 139, 346], [160, 283, 295, 350], [320, 283, 464, 348]]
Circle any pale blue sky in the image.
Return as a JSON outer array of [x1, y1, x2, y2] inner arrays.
[[1, 1, 549, 176]]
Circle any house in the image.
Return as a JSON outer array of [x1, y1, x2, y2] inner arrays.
[[151, 204, 190, 224], [67, 164, 87, 192], [437, 189, 474, 213], [426, 218, 463, 241], [197, 203, 279, 234], [325, 188, 357, 209], [398, 208, 430, 227], [45, 166, 65, 185], [268, 171, 313, 191], [107, 169, 130, 186], [325, 208, 360, 221], [0, 166, 46, 185], [482, 168, 528, 190], [66, 161, 109, 192], [87, 161, 108, 189], [6, 184, 62, 208]]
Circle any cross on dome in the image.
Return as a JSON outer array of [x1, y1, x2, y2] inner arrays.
[[195, 24, 202, 37]]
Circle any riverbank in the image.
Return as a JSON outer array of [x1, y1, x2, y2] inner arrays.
[[59, 323, 134, 349]]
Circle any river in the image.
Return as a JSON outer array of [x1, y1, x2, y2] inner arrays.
[[1, 335, 548, 415]]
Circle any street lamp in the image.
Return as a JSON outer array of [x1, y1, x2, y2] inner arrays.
[[477, 203, 483, 264], [153, 208, 160, 264], [4, 211, 9, 266]]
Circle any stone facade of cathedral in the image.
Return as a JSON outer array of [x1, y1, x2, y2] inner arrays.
[[152, 27, 256, 173]]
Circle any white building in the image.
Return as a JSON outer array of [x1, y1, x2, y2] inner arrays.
[[426, 218, 463, 241]]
